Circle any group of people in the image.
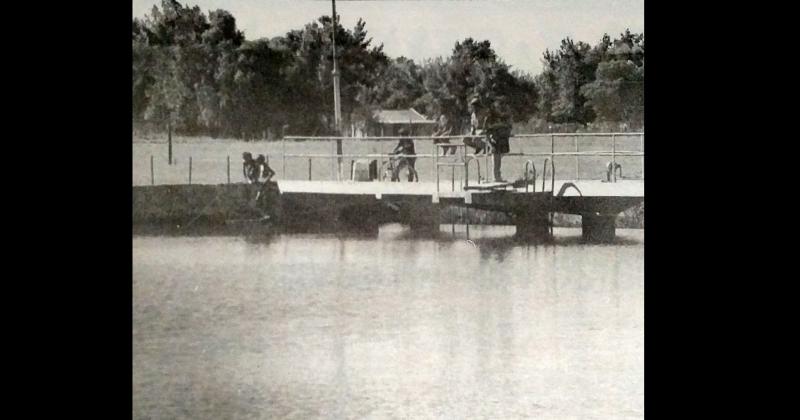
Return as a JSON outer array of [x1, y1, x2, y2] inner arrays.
[[240, 96, 511, 186], [390, 96, 513, 183], [242, 152, 275, 184]]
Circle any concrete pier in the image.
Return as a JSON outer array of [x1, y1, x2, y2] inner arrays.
[[581, 214, 617, 243], [514, 210, 552, 241], [132, 180, 642, 240], [402, 201, 441, 233]]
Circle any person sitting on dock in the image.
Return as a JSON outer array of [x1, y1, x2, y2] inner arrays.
[[242, 152, 258, 184], [463, 96, 489, 155], [432, 114, 457, 156], [390, 127, 419, 182]]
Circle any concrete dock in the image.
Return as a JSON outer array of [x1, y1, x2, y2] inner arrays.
[[132, 179, 642, 242]]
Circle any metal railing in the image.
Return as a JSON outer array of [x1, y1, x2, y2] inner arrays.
[[432, 142, 487, 194], [512, 132, 644, 181], [524, 160, 537, 193], [143, 154, 258, 186], [282, 132, 643, 184], [139, 133, 643, 186], [541, 157, 555, 193]]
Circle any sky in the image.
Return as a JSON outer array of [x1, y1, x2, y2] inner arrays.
[[132, 0, 644, 75]]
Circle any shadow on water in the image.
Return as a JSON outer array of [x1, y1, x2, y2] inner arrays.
[[388, 227, 444, 241], [553, 233, 642, 247], [436, 225, 642, 257], [132, 222, 273, 237], [133, 219, 379, 239]]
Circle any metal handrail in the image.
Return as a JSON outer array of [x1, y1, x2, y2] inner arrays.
[[541, 158, 549, 192], [524, 160, 536, 193], [541, 158, 555, 193], [435, 142, 469, 190], [465, 156, 481, 187]]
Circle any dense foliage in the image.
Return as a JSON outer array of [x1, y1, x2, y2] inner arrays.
[[133, 1, 644, 139]]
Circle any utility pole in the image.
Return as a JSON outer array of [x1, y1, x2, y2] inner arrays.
[[331, 0, 343, 180]]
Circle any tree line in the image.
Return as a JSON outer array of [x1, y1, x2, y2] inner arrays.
[[133, 0, 644, 139]]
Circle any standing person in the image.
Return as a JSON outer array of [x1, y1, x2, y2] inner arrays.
[[390, 127, 419, 182], [486, 101, 512, 182], [255, 154, 275, 183], [242, 152, 258, 183], [253, 154, 277, 217], [432, 114, 456, 156]]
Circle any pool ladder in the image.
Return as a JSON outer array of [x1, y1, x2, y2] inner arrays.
[[523, 158, 556, 236]]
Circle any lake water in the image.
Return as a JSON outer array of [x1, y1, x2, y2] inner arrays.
[[133, 225, 644, 419]]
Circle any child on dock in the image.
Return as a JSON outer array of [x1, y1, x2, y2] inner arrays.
[[432, 114, 457, 156]]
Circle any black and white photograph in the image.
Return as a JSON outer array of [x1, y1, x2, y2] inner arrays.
[[132, 0, 644, 417]]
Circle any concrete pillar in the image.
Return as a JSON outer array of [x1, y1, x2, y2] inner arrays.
[[337, 203, 380, 235], [582, 213, 616, 242], [514, 210, 552, 242]]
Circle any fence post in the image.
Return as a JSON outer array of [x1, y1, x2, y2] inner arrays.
[[574, 135, 579, 179], [611, 135, 616, 183], [336, 138, 343, 182], [150, 155, 154, 185], [463, 142, 469, 189], [227, 155, 230, 184], [550, 134, 555, 172], [379, 139, 385, 182], [641, 133, 644, 180], [189, 156, 192, 185], [433, 141, 439, 192], [282, 136, 286, 179], [167, 121, 172, 165], [308, 158, 312, 181], [485, 151, 489, 183]]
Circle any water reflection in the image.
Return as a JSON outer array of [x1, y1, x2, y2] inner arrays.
[[135, 221, 643, 246]]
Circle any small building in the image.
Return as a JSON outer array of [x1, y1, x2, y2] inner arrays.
[[350, 108, 437, 137]]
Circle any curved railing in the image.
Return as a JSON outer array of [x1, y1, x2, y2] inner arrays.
[[541, 158, 555, 193], [466, 156, 482, 185]]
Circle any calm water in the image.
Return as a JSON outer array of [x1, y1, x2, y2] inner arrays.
[[133, 225, 644, 419]]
